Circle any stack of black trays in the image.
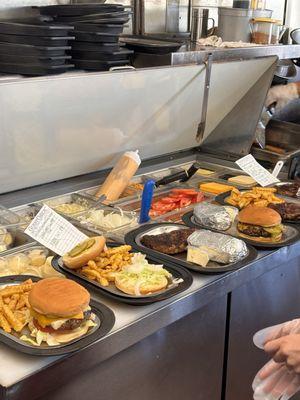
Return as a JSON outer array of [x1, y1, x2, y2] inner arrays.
[[39, 4, 133, 71], [0, 20, 75, 76]]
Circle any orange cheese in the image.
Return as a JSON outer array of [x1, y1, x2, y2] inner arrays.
[[31, 309, 84, 328], [199, 182, 235, 195]]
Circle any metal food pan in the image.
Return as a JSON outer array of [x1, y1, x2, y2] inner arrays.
[[0, 229, 34, 256], [33, 193, 96, 217], [68, 205, 138, 234]]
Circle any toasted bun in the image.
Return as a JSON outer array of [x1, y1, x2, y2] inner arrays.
[[50, 321, 93, 343], [238, 206, 281, 227], [238, 231, 282, 243], [114, 275, 168, 296], [63, 236, 106, 269], [29, 278, 90, 318]]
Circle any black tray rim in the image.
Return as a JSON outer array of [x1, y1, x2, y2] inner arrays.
[[182, 210, 300, 249], [0, 275, 115, 356], [124, 222, 258, 274], [51, 243, 193, 305], [215, 190, 300, 225]]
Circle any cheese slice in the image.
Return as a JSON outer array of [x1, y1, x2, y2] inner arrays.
[[31, 309, 84, 328], [187, 246, 210, 267]]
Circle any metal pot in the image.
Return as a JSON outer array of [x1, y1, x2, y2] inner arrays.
[[217, 7, 272, 42], [275, 59, 297, 80]]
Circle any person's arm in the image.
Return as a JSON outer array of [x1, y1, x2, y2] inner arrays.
[[265, 334, 300, 374], [265, 82, 300, 111]]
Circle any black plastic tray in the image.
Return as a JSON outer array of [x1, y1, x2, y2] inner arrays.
[[182, 210, 300, 249], [215, 191, 300, 225], [125, 223, 258, 274], [52, 243, 193, 305], [0, 22, 73, 37], [0, 275, 115, 355], [0, 42, 71, 56], [74, 30, 119, 43], [73, 59, 130, 70], [72, 23, 124, 34], [55, 16, 129, 25], [122, 37, 182, 54], [0, 54, 71, 66], [0, 33, 74, 47], [54, 11, 130, 23], [72, 41, 121, 52], [0, 63, 74, 76], [71, 49, 133, 61], [38, 4, 125, 16]]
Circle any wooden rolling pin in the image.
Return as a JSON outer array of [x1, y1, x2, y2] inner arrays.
[[265, 145, 285, 154], [96, 151, 141, 202]]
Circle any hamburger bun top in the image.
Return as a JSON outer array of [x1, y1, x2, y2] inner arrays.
[[29, 278, 90, 318], [238, 205, 282, 227]]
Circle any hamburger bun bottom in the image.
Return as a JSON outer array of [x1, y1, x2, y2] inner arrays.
[[114, 276, 168, 296]]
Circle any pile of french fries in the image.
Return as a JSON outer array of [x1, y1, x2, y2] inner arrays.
[[80, 245, 133, 287], [0, 279, 33, 333], [226, 187, 285, 209]]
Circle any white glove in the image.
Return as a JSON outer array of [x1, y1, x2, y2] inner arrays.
[[254, 319, 300, 350], [265, 83, 299, 112]]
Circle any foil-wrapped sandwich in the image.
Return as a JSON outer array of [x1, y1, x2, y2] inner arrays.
[[187, 230, 248, 266], [193, 203, 237, 231]]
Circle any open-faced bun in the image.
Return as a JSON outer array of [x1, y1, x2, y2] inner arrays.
[[63, 236, 106, 269], [29, 278, 90, 317], [238, 206, 281, 227], [114, 275, 168, 296]]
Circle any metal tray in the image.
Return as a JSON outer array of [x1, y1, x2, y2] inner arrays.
[[71, 49, 133, 61], [0, 276, 115, 355], [72, 23, 124, 35], [0, 229, 34, 255], [125, 223, 258, 274], [122, 37, 182, 54], [0, 43, 71, 56], [0, 22, 73, 37], [69, 205, 137, 234], [182, 210, 300, 249], [0, 54, 71, 66], [0, 34, 74, 47], [73, 59, 130, 70], [33, 192, 96, 218], [74, 31, 119, 43], [52, 251, 192, 305], [38, 4, 125, 16]]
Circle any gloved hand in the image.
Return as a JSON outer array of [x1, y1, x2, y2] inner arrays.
[[265, 83, 299, 112], [253, 359, 300, 400], [253, 320, 300, 400], [254, 319, 300, 350]]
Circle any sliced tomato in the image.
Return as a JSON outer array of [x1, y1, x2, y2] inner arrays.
[[179, 198, 192, 208], [196, 192, 205, 202], [159, 197, 178, 204], [33, 319, 56, 333]]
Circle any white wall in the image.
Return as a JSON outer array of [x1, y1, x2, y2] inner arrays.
[[286, 0, 300, 30]]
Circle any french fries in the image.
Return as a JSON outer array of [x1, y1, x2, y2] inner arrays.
[[0, 279, 33, 333], [226, 187, 285, 209], [80, 245, 133, 287]]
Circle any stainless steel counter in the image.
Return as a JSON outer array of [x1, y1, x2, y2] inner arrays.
[[0, 153, 299, 400]]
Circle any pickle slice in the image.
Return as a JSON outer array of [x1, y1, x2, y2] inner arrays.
[[68, 238, 96, 257]]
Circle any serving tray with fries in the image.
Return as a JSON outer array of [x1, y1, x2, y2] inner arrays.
[[0, 276, 115, 355]]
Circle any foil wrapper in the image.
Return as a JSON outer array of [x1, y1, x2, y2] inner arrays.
[[188, 230, 248, 264], [193, 203, 232, 231]]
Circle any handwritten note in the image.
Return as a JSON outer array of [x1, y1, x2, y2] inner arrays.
[[236, 154, 280, 187], [25, 205, 88, 256]]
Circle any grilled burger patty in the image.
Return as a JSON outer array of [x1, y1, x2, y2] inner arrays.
[[141, 228, 195, 254], [269, 203, 300, 221], [238, 223, 271, 238]]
